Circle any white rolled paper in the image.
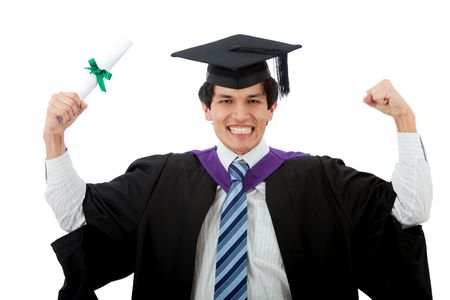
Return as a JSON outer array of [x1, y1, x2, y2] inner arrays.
[[75, 38, 133, 100]]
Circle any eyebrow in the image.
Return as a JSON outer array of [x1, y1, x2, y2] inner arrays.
[[216, 94, 233, 98], [248, 93, 263, 98], [216, 93, 263, 98]]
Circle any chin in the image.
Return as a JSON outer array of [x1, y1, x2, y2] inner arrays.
[[228, 144, 254, 155]]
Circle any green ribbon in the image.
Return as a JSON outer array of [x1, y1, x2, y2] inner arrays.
[[85, 58, 112, 92]]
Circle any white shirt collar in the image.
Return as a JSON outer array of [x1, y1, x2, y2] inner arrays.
[[216, 139, 269, 170]]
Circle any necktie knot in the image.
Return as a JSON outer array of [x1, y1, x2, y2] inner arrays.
[[228, 160, 249, 182]]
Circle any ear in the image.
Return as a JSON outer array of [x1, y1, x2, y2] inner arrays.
[[267, 102, 277, 121], [202, 103, 212, 121]]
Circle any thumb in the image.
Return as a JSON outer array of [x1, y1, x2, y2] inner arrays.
[[363, 94, 376, 108], [80, 100, 88, 114]]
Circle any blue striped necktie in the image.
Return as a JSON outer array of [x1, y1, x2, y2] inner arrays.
[[214, 159, 249, 300]]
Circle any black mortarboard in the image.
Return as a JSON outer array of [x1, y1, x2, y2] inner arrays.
[[171, 34, 302, 97]]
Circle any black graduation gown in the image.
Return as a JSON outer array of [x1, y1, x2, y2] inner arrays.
[[51, 152, 432, 299]]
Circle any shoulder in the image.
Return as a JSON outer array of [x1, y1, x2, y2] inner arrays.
[[277, 154, 376, 191], [283, 154, 382, 185], [127, 152, 201, 173], [281, 154, 347, 175]]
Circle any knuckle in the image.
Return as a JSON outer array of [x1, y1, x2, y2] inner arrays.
[[50, 93, 59, 102], [68, 92, 80, 100]]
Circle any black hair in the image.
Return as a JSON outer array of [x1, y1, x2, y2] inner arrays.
[[198, 77, 279, 110]]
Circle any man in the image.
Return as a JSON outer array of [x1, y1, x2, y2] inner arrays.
[[45, 35, 432, 299]]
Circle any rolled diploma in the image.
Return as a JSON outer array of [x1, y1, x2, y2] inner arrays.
[[75, 38, 133, 100]]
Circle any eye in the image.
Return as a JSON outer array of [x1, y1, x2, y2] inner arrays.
[[219, 99, 232, 104], [248, 99, 261, 104]]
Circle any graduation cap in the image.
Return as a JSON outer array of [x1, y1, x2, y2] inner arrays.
[[171, 34, 302, 97]]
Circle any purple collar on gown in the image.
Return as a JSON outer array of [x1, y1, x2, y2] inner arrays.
[[192, 147, 307, 193]]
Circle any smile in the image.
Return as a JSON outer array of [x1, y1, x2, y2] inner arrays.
[[228, 126, 254, 135]]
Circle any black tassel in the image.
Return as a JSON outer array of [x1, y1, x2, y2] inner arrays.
[[276, 54, 289, 97], [229, 46, 291, 97]]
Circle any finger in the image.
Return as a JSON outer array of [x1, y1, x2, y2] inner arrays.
[[51, 93, 82, 119], [48, 104, 71, 124], [58, 93, 81, 117], [366, 80, 390, 104], [48, 98, 77, 123], [47, 92, 87, 126], [80, 100, 88, 112], [365, 79, 385, 97], [363, 94, 373, 104], [367, 84, 384, 103], [53, 92, 82, 115], [61, 92, 82, 109], [60, 92, 80, 101], [363, 96, 377, 109], [56, 99, 88, 124], [52, 98, 76, 120]]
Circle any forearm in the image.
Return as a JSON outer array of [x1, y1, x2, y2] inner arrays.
[[391, 133, 432, 226], [45, 151, 87, 231], [393, 110, 417, 133]]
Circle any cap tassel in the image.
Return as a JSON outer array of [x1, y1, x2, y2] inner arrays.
[[229, 46, 290, 97], [276, 54, 289, 97]]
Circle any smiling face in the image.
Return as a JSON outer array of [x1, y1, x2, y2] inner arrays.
[[202, 83, 277, 155]]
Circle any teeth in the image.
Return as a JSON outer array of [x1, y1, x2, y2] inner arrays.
[[229, 127, 252, 134]]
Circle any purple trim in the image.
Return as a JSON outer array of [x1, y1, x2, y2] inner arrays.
[[243, 148, 306, 192], [192, 147, 307, 193], [192, 147, 230, 192]]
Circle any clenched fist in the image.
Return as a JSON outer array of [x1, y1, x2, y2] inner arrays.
[[363, 79, 417, 132]]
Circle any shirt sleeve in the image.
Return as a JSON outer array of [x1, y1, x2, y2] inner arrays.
[[45, 151, 87, 232], [391, 133, 432, 226]]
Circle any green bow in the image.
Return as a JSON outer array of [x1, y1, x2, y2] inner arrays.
[[85, 58, 112, 92]]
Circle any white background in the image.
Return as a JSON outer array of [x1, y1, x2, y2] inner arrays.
[[0, 0, 448, 299]]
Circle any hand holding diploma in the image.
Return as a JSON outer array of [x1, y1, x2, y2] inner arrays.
[[44, 92, 87, 159], [43, 38, 132, 159]]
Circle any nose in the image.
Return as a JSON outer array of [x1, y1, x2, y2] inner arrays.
[[231, 103, 250, 120]]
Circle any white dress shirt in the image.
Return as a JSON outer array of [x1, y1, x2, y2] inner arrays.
[[191, 139, 292, 299], [45, 133, 432, 299]]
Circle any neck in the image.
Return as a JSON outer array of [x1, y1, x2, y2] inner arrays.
[[217, 139, 269, 170]]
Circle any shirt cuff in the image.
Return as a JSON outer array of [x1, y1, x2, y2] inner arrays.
[[45, 151, 79, 185], [397, 132, 426, 161]]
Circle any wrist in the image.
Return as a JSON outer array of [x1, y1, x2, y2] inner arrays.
[[44, 132, 66, 159], [394, 110, 417, 132]]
